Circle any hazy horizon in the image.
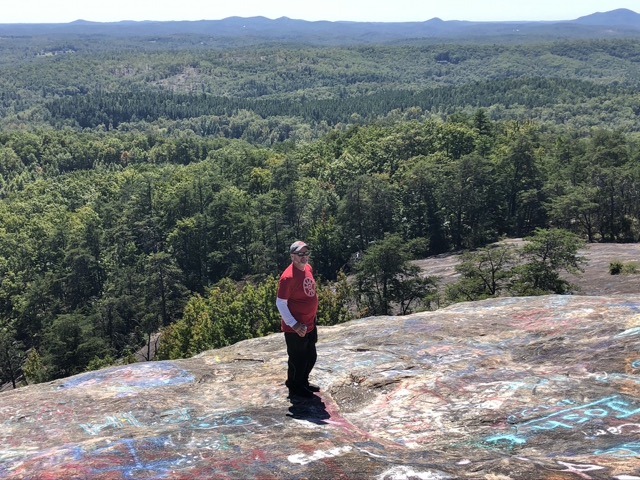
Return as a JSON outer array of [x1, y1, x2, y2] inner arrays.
[[1, 1, 637, 25]]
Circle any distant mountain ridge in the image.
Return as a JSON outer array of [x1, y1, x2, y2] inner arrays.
[[0, 8, 639, 43], [574, 8, 640, 26]]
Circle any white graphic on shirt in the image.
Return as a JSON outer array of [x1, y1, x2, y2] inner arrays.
[[303, 277, 316, 297]]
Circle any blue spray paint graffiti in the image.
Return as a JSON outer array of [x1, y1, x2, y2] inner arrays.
[[594, 442, 640, 457], [610, 302, 640, 313], [486, 395, 640, 448], [80, 412, 143, 435], [615, 327, 640, 339], [485, 434, 527, 446], [84, 437, 186, 479]]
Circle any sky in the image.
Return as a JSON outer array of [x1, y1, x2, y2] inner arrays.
[[1, 1, 638, 24]]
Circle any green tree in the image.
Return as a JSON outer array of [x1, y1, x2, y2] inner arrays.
[[495, 123, 546, 236], [584, 130, 632, 242], [316, 271, 354, 325], [167, 215, 209, 292], [60, 206, 104, 309], [0, 322, 25, 388], [307, 216, 348, 281], [433, 122, 478, 160], [446, 243, 517, 303], [207, 186, 259, 279], [339, 174, 396, 252], [140, 252, 188, 328], [511, 228, 585, 295], [355, 234, 434, 316], [41, 313, 108, 379], [23, 348, 47, 384], [547, 185, 599, 242], [156, 294, 208, 360], [396, 156, 447, 254], [188, 278, 250, 350], [158, 279, 252, 360], [436, 153, 497, 249], [0, 146, 25, 187], [472, 109, 494, 156], [243, 275, 281, 337]]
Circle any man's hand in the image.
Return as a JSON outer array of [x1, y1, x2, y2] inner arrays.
[[293, 322, 307, 337]]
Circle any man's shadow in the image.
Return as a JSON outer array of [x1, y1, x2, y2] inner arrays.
[[287, 394, 330, 425]]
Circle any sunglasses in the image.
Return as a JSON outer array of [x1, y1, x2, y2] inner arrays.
[[293, 251, 310, 257]]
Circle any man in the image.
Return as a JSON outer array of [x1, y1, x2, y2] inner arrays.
[[276, 240, 320, 399]]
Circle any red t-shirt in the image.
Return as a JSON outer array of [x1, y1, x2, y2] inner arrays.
[[278, 263, 319, 333]]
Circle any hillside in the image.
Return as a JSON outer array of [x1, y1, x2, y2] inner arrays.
[[0, 9, 639, 41], [3, 14, 640, 133], [1, 294, 640, 478]]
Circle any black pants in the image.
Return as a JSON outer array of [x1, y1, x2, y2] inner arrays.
[[284, 327, 317, 389]]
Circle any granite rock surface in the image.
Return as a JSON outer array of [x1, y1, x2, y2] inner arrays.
[[2, 295, 640, 479], [413, 241, 640, 296]]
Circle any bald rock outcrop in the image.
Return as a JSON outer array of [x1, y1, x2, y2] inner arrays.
[[2, 295, 640, 479]]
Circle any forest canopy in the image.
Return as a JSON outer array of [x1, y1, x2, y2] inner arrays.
[[1, 31, 640, 387]]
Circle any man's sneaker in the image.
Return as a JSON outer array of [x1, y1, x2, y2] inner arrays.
[[305, 383, 320, 392]]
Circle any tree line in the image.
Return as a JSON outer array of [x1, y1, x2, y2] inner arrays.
[[44, 78, 637, 131]]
